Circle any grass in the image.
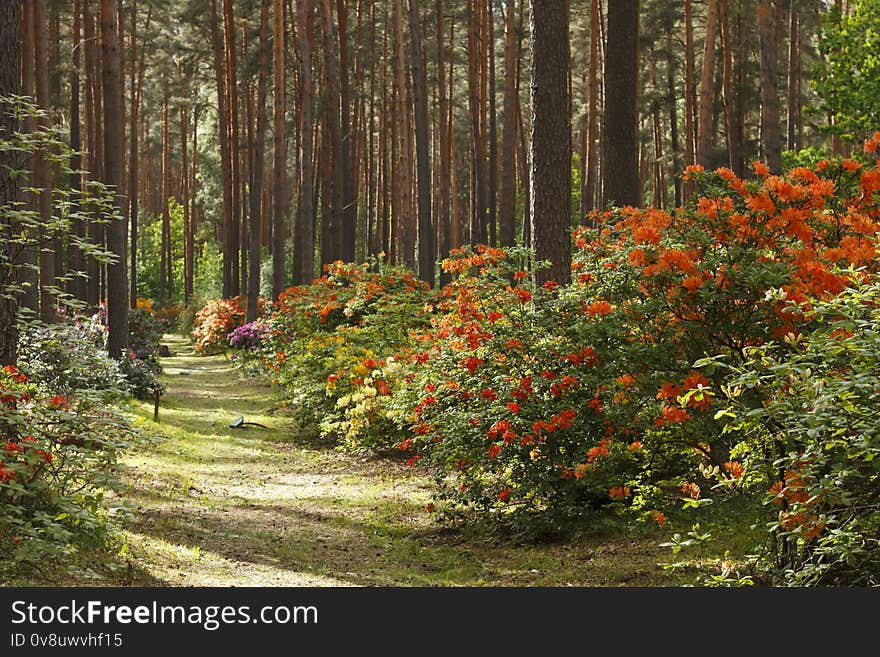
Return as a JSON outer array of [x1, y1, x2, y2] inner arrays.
[[8, 333, 761, 587]]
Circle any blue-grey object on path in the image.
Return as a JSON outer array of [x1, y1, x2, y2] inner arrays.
[[229, 416, 269, 429]]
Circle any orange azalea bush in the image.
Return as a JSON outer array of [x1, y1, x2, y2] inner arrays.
[[192, 295, 268, 355], [232, 150, 880, 545], [388, 153, 880, 528]]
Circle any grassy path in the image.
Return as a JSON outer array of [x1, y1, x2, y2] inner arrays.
[[114, 333, 682, 586]]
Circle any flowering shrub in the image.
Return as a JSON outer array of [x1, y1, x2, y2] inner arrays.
[[233, 259, 434, 445], [705, 276, 880, 586], [192, 295, 268, 355], [0, 365, 139, 575], [228, 321, 269, 351], [229, 150, 880, 576], [18, 315, 125, 395]]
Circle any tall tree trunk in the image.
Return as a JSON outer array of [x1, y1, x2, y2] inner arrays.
[[583, 0, 600, 217], [435, 0, 452, 281], [247, 0, 269, 323], [127, 0, 138, 308], [239, 28, 249, 298], [68, 0, 86, 304], [319, 0, 345, 265], [697, 0, 719, 167], [487, 0, 498, 247], [392, 0, 414, 267], [720, 0, 740, 174], [128, 1, 150, 308], [603, 0, 641, 208], [499, 0, 517, 246], [448, 9, 459, 252], [408, 0, 433, 284], [1, 0, 21, 365], [100, 0, 127, 358], [529, 0, 571, 285], [294, 0, 315, 284], [467, 0, 486, 245], [180, 100, 191, 305], [20, 1, 38, 311], [272, 0, 287, 298], [757, 0, 781, 173], [188, 105, 198, 301], [786, 1, 800, 151], [336, 0, 356, 264], [210, 0, 234, 298], [222, 0, 241, 296], [683, 0, 696, 198], [651, 60, 666, 208], [666, 26, 681, 207], [33, 0, 55, 322], [160, 89, 169, 305]]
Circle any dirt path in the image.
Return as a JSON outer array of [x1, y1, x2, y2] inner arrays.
[[116, 334, 678, 586]]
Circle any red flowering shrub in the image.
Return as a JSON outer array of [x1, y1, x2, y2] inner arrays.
[[0, 366, 138, 573]]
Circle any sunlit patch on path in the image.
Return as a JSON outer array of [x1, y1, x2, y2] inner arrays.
[[115, 334, 677, 587]]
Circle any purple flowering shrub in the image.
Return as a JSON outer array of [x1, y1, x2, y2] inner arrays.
[[228, 321, 269, 352]]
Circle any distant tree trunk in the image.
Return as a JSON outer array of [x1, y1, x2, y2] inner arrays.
[[320, 0, 348, 265], [13, 0, 40, 315], [336, 0, 356, 264], [583, 0, 600, 216], [529, 0, 571, 285], [1, 0, 21, 366], [68, 0, 86, 304], [651, 60, 667, 208], [32, 0, 55, 322], [683, 0, 696, 198], [516, 0, 529, 246], [210, 0, 233, 297], [757, 0, 781, 173], [392, 0, 414, 266], [128, 0, 138, 308], [188, 105, 198, 301], [786, 1, 801, 151], [486, 0, 498, 247], [160, 89, 169, 305], [180, 101, 191, 305], [499, 0, 517, 246], [294, 0, 315, 284], [448, 9, 460, 252], [697, 0, 719, 167], [731, 1, 746, 177], [408, 0, 433, 284], [318, 0, 344, 265], [666, 27, 681, 207], [100, 0, 128, 358], [239, 29, 249, 299], [222, 0, 241, 296], [272, 0, 287, 298], [720, 0, 739, 174], [467, 0, 487, 245], [436, 0, 452, 281], [247, 0, 269, 323], [603, 0, 641, 208]]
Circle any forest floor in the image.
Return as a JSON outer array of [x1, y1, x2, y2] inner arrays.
[[46, 334, 745, 587]]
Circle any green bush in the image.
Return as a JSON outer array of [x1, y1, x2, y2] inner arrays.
[[708, 276, 880, 585]]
